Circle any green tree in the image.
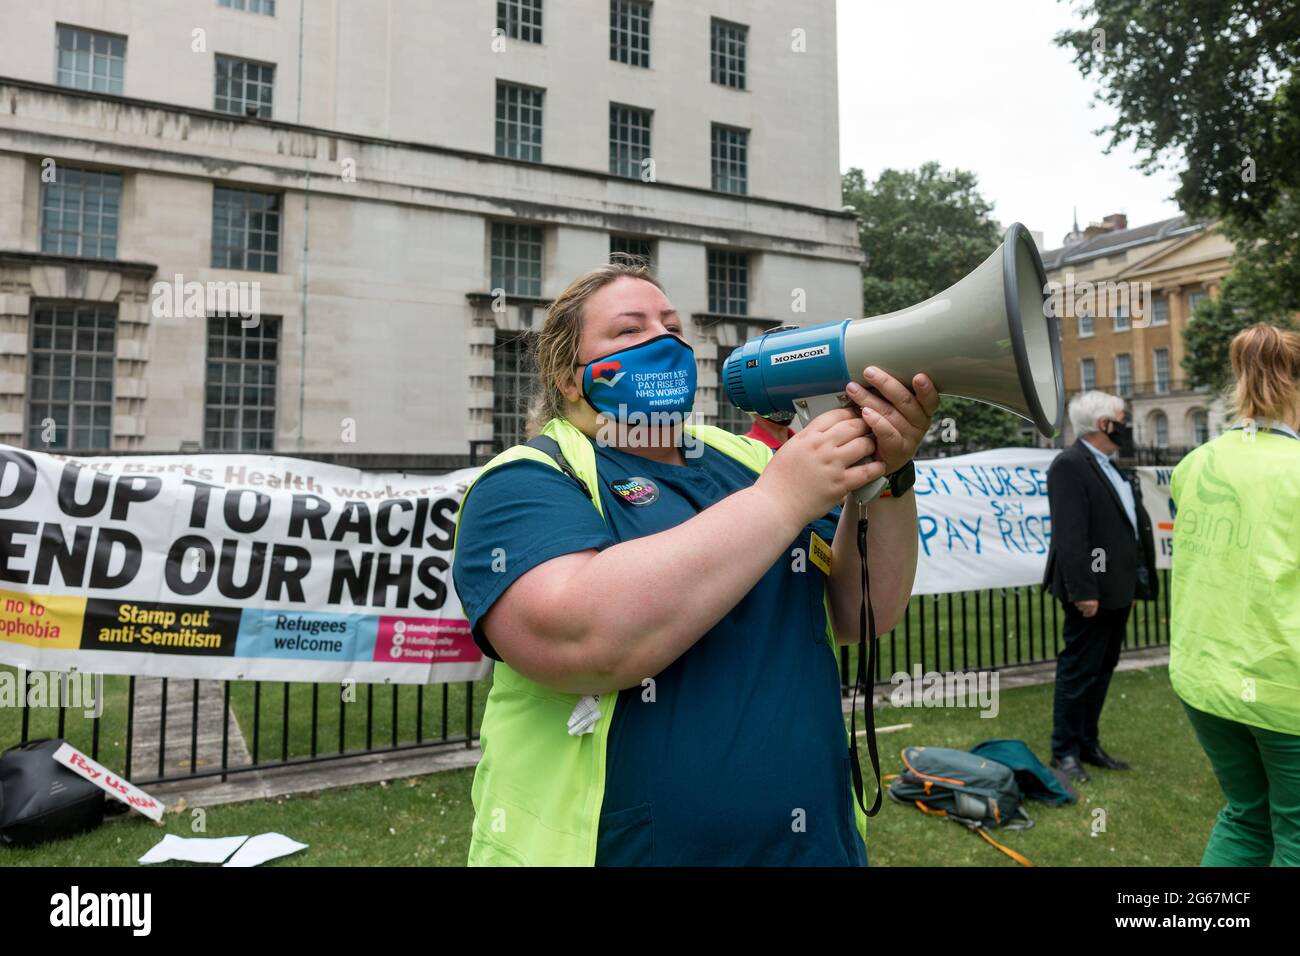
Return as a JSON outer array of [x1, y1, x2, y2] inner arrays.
[[841, 163, 1030, 453], [1056, 0, 1300, 384]]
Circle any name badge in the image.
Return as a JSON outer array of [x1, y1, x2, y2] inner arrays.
[[810, 531, 833, 576]]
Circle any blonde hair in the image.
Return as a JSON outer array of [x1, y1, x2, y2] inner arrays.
[[1229, 323, 1300, 424], [524, 256, 662, 437]]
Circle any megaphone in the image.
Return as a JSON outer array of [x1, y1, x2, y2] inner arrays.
[[721, 222, 1063, 506]]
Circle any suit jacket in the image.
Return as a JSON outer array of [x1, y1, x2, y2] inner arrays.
[[1042, 439, 1159, 609]]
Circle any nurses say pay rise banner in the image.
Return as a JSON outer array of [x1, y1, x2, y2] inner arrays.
[[911, 447, 1061, 595], [0, 446, 488, 684]]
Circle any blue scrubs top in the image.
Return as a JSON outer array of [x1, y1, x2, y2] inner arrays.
[[452, 436, 867, 867]]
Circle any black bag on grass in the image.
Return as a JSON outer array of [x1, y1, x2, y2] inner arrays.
[[887, 745, 1036, 865], [0, 738, 106, 847]]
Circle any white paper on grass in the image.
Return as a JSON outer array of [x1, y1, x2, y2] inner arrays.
[[222, 832, 308, 867], [139, 834, 250, 865]]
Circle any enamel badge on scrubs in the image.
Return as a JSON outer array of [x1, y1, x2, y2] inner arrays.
[[610, 476, 659, 506]]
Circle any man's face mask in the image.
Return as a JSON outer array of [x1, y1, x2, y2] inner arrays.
[[1105, 417, 1135, 457], [577, 333, 697, 419]]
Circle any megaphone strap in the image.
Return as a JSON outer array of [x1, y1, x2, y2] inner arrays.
[[849, 516, 884, 821]]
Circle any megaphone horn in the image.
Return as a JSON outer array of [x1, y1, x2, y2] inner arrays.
[[721, 222, 1064, 501]]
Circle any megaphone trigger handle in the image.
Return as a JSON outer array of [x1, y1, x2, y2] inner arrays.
[[794, 392, 888, 510]]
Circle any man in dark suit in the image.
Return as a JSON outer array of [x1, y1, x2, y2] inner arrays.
[[1043, 391, 1159, 783]]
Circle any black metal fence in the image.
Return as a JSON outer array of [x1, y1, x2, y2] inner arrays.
[[839, 569, 1171, 693], [8, 673, 481, 787]]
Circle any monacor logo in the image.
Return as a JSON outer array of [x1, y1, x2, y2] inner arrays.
[[770, 344, 830, 365]]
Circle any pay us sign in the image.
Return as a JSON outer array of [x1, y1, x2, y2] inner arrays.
[[52, 742, 165, 821]]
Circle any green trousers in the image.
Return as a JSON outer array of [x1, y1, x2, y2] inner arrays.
[[1181, 700, 1300, 866]]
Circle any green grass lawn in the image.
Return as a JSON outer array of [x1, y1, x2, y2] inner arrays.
[[3, 664, 1222, 866]]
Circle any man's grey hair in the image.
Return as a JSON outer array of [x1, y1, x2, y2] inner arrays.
[[1068, 390, 1126, 437]]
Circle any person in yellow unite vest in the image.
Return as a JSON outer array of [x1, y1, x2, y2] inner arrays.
[[450, 261, 937, 866], [1169, 323, 1300, 867]]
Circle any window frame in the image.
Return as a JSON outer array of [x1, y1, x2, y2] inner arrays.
[[1152, 347, 1170, 394], [218, 0, 277, 15], [609, 103, 653, 179], [495, 80, 545, 163], [203, 314, 281, 451], [40, 166, 122, 260], [214, 53, 276, 118], [26, 301, 117, 451], [55, 24, 127, 95], [1114, 352, 1133, 398], [492, 330, 537, 451], [497, 0, 544, 44], [710, 17, 748, 90], [707, 248, 749, 316], [490, 221, 544, 298], [710, 123, 749, 195], [1079, 357, 1096, 391], [610, 0, 652, 68], [211, 185, 282, 273]]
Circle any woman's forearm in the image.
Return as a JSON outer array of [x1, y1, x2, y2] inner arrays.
[[513, 483, 809, 693], [827, 492, 919, 641]]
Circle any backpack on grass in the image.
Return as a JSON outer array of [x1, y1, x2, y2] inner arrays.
[[886, 745, 1035, 866], [0, 738, 106, 848]]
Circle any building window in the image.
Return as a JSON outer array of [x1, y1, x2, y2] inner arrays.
[[491, 222, 543, 297], [219, 0, 276, 14], [56, 25, 126, 95], [1151, 411, 1168, 448], [497, 0, 543, 44], [1077, 312, 1094, 337], [1153, 347, 1170, 394], [1112, 302, 1130, 332], [609, 104, 652, 179], [495, 81, 544, 162], [1114, 353, 1133, 398], [493, 332, 536, 450], [214, 54, 274, 117], [1188, 290, 1208, 314], [1152, 296, 1169, 326], [715, 345, 753, 434], [711, 124, 748, 194], [204, 316, 279, 450], [710, 18, 747, 89], [27, 304, 115, 450], [610, 0, 651, 67], [212, 187, 281, 272], [707, 249, 748, 315], [1080, 357, 1096, 391], [1191, 409, 1210, 445], [610, 235, 654, 265], [40, 167, 121, 259]]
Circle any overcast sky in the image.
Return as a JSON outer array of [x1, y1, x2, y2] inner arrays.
[[836, 0, 1184, 252]]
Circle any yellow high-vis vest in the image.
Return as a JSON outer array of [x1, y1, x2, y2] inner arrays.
[[1168, 427, 1300, 736], [451, 415, 869, 865]]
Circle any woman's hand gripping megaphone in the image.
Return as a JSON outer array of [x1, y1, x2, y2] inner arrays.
[[798, 366, 938, 513]]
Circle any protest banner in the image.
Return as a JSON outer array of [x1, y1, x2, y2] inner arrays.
[[912, 447, 1060, 595], [1135, 465, 1176, 569], [0, 447, 488, 684]]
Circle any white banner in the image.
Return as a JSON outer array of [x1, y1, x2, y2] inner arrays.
[[0, 447, 489, 685], [1135, 465, 1176, 569], [912, 447, 1061, 595]]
